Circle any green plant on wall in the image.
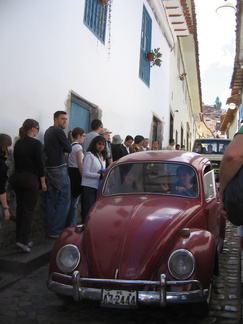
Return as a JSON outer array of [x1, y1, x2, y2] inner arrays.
[[179, 73, 187, 80], [98, 0, 113, 58], [147, 48, 162, 67], [107, 0, 113, 57]]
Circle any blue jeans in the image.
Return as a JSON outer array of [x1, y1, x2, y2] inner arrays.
[[45, 167, 70, 235], [66, 195, 80, 226]]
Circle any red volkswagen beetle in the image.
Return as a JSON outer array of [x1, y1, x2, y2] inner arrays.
[[48, 151, 225, 315]]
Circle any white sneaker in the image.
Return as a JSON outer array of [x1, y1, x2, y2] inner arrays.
[[48, 234, 59, 239], [27, 241, 33, 248], [16, 242, 31, 253]]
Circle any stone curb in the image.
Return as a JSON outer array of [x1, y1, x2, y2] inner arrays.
[[0, 238, 55, 291]]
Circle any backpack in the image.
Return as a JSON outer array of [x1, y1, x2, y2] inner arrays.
[[223, 166, 243, 226]]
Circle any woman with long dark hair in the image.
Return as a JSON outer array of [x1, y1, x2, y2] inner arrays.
[[81, 135, 107, 222], [13, 119, 47, 252], [66, 127, 85, 226], [0, 134, 12, 221]]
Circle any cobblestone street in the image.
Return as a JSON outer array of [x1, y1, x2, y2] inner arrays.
[[0, 222, 242, 324]]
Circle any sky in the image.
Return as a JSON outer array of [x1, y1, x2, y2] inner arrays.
[[194, 0, 237, 108]]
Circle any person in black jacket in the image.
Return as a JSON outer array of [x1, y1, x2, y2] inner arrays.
[[111, 135, 124, 161], [0, 134, 12, 221], [13, 119, 47, 252], [122, 135, 133, 156], [44, 111, 72, 239]]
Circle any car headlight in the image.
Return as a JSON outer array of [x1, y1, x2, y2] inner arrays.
[[56, 244, 80, 273], [168, 249, 195, 280]]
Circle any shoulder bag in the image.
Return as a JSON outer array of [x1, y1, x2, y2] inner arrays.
[[223, 166, 243, 226]]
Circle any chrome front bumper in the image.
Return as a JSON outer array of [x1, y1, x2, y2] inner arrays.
[[48, 271, 208, 306]]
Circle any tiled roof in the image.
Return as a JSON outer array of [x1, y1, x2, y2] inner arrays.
[[164, 0, 195, 36], [226, 0, 243, 105], [221, 0, 243, 132]]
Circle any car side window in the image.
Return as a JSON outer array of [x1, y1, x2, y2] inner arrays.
[[203, 170, 216, 200]]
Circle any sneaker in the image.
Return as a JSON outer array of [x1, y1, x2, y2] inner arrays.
[[27, 241, 33, 248], [16, 242, 31, 253], [48, 234, 59, 239]]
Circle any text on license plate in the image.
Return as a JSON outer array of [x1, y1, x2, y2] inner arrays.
[[101, 289, 137, 309]]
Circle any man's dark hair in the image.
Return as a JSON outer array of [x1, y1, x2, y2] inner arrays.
[[125, 135, 133, 142], [54, 111, 67, 120], [134, 135, 144, 144], [91, 119, 103, 131], [169, 138, 175, 144]]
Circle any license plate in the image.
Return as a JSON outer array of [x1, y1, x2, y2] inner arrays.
[[101, 289, 138, 309]]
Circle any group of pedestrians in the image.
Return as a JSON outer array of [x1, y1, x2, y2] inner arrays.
[[164, 138, 186, 151], [0, 111, 171, 253]]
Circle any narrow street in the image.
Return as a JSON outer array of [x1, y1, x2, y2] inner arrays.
[[0, 222, 241, 324]]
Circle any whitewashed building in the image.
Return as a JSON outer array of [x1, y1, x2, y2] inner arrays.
[[220, 0, 243, 139], [0, 0, 201, 150]]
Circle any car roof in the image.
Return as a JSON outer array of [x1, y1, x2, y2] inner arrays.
[[193, 138, 230, 142], [113, 150, 208, 169]]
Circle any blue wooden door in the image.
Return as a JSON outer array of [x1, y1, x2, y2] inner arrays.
[[69, 100, 90, 133]]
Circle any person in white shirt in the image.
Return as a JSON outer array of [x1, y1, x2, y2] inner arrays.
[[166, 138, 175, 150], [66, 127, 85, 226], [81, 136, 107, 222], [142, 138, 150, 151]]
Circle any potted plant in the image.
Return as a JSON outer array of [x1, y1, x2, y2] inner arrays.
[[146, 48, 162, 67], [147, 51, 155, 62], [179, 73, 187, 81]]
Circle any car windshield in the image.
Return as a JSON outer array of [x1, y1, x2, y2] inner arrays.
[[103, 162, 198, 198], [192, 139, 230, 154]]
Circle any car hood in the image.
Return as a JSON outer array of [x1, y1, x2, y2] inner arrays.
[[84, 195, 200, 280]]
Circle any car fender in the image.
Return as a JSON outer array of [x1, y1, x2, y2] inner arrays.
[[157, 228, 216, 288], [49, 226, 89, 277]]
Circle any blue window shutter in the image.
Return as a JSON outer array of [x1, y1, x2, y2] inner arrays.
[[84, 0, 107, 43], [139, 6, 152, 87]]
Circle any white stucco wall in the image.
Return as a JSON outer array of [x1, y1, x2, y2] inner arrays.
[[0, 0, 172, 146]]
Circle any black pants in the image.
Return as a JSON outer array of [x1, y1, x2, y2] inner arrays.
[[13, 172, 39, 245], [81, 186, 97, 223]]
